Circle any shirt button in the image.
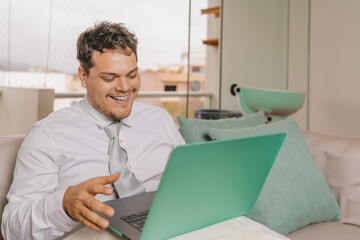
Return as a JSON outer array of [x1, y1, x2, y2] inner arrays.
[[119, 139, 124, 144], [128, 164, 132, 169]]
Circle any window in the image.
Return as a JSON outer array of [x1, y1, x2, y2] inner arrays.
[[1, 0, 217, 122], [164, 85, 177, 92], [192, 66, 201, 72]]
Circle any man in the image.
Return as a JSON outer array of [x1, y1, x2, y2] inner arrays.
[[2, 21, 184, 239]]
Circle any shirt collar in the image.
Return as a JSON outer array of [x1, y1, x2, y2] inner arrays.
[[81, 95, 135, 129]]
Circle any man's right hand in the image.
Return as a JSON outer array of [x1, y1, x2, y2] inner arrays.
[[62, 172, 119, 231]]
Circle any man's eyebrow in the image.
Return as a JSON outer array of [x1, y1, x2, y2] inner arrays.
[[99, 67, 138, 77], [99, 72, 119, 77], [127, 67, 138, 76]]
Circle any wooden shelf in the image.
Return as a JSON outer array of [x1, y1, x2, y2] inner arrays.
[[202, 38, 219, 47], [201, 6, 220, 18]]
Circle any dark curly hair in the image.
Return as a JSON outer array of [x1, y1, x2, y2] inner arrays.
[[76, 21, 138, 75]]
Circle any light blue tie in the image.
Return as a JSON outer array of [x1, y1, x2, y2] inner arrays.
[[104, 122, 145, 198]]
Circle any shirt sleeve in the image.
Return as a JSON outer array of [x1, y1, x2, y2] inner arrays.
[[162, 110, 185, 147], [1, 124, 78, 240]]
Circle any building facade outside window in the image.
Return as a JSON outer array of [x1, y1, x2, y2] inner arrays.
[[0, 0, 220, 123]]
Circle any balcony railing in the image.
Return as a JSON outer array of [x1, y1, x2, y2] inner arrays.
[[0, 89, 213, 103], [55, 91, 213, 107], [0, 88, 214, 135], [54, 91, 212, 99]]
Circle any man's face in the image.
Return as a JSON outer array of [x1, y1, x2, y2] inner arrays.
[[79, 48, 140, 120]]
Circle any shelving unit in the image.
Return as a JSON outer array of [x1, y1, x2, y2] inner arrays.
[[201, 6, 220, 47], [201, 6, 220, 18], [202, 38, 219, 47]]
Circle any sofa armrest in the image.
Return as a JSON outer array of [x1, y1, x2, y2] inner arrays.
[[0, 135, 25, 231]]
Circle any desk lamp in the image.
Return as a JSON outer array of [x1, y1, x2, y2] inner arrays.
[[230, 84, 305, 122]]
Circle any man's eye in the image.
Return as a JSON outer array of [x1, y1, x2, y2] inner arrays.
[[129, 74, 137, 79], [102, 77, 114, 82]]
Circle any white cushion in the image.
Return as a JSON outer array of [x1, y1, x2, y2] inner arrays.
[[303, 131, 360, 227]]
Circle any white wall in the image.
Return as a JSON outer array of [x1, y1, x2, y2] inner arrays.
[[288, 0, 309, 129], [309, 0, 360, 137], [220, 0, 289, 111], [218, 0, 360, 137]]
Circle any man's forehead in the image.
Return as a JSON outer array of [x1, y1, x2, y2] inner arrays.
[[88, 48, 137, 75]]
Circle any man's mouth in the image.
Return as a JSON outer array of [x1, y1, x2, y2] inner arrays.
[[110, 95, 130, 101]]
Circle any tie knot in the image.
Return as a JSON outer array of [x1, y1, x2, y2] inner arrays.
[[104, 121, 123, 139]]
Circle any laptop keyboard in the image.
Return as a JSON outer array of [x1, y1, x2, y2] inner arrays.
[[120, 210, 149, 231]]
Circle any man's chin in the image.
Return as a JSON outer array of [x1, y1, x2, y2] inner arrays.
[[113, 113, 130, 121], [108, 108, 132, 121]]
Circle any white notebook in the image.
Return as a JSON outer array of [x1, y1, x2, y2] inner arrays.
[[170, 216, 290, 240]]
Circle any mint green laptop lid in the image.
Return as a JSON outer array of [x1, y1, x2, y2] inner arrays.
[[140, 133, 286, 240]]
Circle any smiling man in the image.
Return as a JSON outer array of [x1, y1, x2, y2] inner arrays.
[[2, 22, 185, 240]]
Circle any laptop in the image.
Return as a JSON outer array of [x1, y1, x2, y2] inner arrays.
[[103, 133, 286, 240]]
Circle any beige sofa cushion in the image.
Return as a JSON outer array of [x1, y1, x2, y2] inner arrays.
[[286, 221, 360, 240], [0, 135, 25, 231], [303, 131, 360, 227]]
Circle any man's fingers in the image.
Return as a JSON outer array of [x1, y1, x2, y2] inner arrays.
[[86, 173, 118, 195], [77, 212, 102, 231], [86, 198, 115, 218], [79, 205, 110, 230], [62, 174, 119, 231], [87, 183, 113, 196], [90, 173, 119, 185]]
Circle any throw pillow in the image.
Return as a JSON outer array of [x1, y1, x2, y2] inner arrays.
[[303, 130, 360, 227], [177, 111, 266, 143], [207, 117, 341, 235]]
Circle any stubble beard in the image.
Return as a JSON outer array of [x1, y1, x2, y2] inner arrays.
[[104, 91, 137, 121]]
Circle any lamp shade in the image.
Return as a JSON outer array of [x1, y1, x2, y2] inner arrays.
[[236, 86, 305, 121]]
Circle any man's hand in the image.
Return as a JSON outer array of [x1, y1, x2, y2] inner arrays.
[[62, 173, 119, 231]]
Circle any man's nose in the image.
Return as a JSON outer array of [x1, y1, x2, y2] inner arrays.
[[115, 77, 130, 92]]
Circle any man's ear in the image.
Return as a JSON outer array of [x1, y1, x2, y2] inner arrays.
[[78, 66, 87, 88]]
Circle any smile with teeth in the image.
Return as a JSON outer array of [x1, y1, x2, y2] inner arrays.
[[110, 95, 130, 101]]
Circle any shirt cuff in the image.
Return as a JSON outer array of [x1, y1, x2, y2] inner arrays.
[[46, 188, 78, 232]]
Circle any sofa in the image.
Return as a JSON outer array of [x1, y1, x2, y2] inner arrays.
[[1, 127, 360, 239]]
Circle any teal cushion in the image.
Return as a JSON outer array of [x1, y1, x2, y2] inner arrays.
[[208, 117, 340, 235], [176, 111, 266, 143]]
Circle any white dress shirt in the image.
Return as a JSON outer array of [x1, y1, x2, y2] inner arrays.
[[1, 97, 185, 240]]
